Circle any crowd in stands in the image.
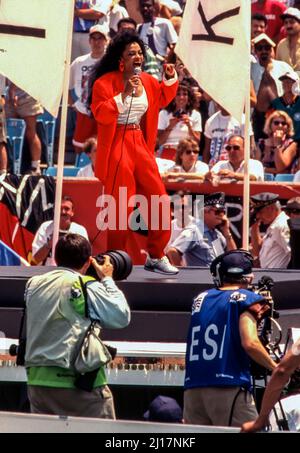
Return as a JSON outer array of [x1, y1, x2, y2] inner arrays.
[[1, 0, 300, 270]]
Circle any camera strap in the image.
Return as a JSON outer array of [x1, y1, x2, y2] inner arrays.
[[79, 276, 89, 318]]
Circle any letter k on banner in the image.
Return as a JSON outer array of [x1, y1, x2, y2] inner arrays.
[[0, 0, 74, 117], [175, 0, 250, 122]]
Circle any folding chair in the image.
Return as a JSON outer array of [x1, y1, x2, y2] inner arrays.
[[37, 110, 56, 166], [274, 174, 294, 182], [44, 166, 80, 177], [6, 118, 26, 174]]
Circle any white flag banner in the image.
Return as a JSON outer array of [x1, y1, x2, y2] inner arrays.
[[175, 0, 249, 122], [0, 0, 74, 117]]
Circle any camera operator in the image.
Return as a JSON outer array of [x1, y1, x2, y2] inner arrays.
[[24, 233, 130, 418], [241, 338, 300, 432], [183, 250, 277, 427]]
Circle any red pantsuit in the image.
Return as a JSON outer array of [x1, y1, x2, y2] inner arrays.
[[91, 71, 178, 258]]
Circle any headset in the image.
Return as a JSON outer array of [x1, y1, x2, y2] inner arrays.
[[210, 249, 254, 287]]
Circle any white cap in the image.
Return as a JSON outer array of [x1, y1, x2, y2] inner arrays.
[[279, 70, 300, 82], [252, 32, 275, 47], [89, 24, 108, 39], [281, 7, 300, 22]]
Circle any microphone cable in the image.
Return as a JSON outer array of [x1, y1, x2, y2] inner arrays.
[[91, 67, 141, 246]]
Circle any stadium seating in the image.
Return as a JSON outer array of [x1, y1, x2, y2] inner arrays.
[[274, 174, 294, 182], [37, 110, 56, 167], [44, 166, 80, 177], [6, 118, 26, 174], [75, 152, 91, 168]]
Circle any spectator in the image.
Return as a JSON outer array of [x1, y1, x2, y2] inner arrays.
[[184, 250, 277, 427], [0, 75, 7, 175], [159, 1, 182, 19], [203, 104, 254, 167], [256, 110, 298, 174], [25, 233, 130, 418], [251, 13, 268, 39], [250, 192, 291, 268], [117, 17, 161, 79], [5, 83, 43, 175], [251, 33, 293, 141], [270, 70, 300, 142], [208, 135, 264, 183], [157, 83, 202, 157], [162, 138, 208, 182], [77, 137, 97, 177], [72, 0, 111, 61], [137, 0, 178, 65], [69, 24, 108, 153], [276, 7, 300, 74], [31, 195, 89, 265], [251, 0, 286, 43], [109, 0, 129, 37], [143, 395, 183, 423], [167, 192, 236, 267]]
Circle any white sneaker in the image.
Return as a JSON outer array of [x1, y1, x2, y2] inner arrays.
[[144, 256, 179, 275]]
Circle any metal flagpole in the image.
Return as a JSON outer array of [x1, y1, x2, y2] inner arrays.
[[51, 0, 75, 263], [242, 0, 251, 251]]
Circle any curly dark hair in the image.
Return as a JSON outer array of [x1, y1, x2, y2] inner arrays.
[[165, 83, 196, 115], [88, 30, 146, 106]]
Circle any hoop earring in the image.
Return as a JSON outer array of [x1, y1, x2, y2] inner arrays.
[[119, 61, 124, 72]]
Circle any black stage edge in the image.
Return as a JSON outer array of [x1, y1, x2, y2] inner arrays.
[[0, 266, 300, 341]]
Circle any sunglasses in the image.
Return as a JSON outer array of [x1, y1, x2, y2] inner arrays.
[[225, 145, 241, 151], [255, 44, 272, 51], [184, 150, 199, 155], [273, 120, 287, 126]]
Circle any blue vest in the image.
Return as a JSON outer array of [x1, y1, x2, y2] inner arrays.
[[184, 288, 264, 390]]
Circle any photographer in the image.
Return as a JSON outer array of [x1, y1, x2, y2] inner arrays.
[[183, 250, 277, 427], [24, 233, 130, 418]]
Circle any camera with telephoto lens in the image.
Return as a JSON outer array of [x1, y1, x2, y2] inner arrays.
[[87, 250, 133, 281]]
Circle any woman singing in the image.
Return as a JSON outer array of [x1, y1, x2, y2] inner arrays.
[[90, 31, 179, 275]]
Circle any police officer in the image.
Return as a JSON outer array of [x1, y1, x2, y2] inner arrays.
[[167, 192, 237, 267], [183, 250, 277, 427]]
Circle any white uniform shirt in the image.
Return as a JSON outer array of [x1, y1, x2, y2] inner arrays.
[[294, 170, 300, 183], [32, 220, 89, 265], [211, 159, 264, 181], [158, 109, 202, 146], [259, 211, 291, 269]]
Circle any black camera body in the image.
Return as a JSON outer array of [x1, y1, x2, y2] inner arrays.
[[86, 250, 133, 281]]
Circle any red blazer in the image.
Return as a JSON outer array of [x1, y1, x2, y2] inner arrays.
[[91, 71, 178, 183]]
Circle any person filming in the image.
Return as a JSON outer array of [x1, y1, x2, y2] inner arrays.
[[24, 233, 130, 418], [183, 250, 277, 427]]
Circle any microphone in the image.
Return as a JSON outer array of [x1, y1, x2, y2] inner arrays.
[[132, 66, 142, 96]]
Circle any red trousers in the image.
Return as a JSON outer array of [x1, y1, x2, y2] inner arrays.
[[103, 126, 171, 258]]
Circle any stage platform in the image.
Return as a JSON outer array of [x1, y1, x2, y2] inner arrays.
[[0, 266, 300, 342]]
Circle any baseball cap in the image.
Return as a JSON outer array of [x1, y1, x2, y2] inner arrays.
[[279, 70, 299, 82], [283, 197, 300, 211], [281, 7, 300, 22], [204, 192, 226, 209], [250, 192, 279, 213], [210, 250, 254, 284], [89, 24, 108, 39], [252, 33, 275, 47], [143, 396, 183, 423]]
